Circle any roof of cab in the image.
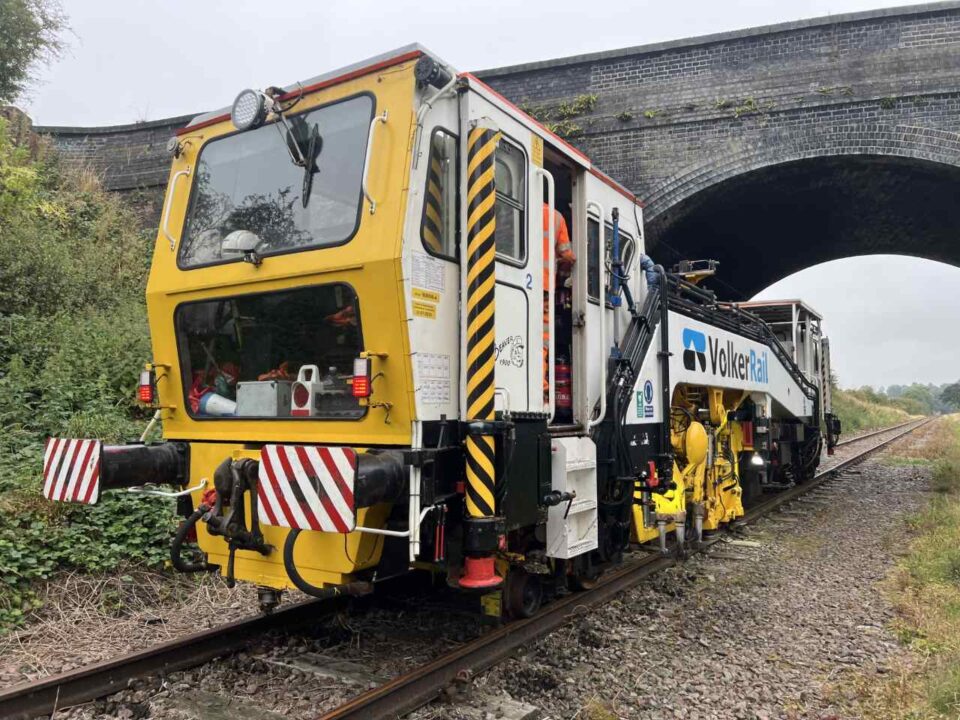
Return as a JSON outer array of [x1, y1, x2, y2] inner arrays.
[[180, 44, 432, 135], [177, 44, 642, 207]]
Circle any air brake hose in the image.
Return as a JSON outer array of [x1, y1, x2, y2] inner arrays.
[[170, 504, 218, 573], [282, 529, 372, 599]]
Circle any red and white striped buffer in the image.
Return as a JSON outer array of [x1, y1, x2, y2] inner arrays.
[[258, 445, 358, 533], [42, 438, 102, 505]]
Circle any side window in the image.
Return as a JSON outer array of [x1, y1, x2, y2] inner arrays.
[[587, 220, 635, 303], [420, 130, 458, 258], [494, 139, 526, 262]]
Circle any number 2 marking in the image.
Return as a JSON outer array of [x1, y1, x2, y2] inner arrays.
[[525, 273, 533, 290]]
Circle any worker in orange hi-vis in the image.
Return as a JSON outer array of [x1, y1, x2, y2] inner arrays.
[[542, 203, 576, 407]]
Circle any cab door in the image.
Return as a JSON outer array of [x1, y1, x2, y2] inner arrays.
[[459, 89, 544, 415]]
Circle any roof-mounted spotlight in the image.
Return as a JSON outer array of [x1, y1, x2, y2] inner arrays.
[[231, 89, 268, 131], [414, 56, 453, 89]]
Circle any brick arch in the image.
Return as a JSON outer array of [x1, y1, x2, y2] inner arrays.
[[643, 132, 960, 299], [643, 122, 960, 224]]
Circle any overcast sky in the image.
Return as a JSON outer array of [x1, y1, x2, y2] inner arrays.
[[20, 0, 960, 389]]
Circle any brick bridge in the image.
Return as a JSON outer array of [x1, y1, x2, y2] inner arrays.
[[35, 2, 960, 297]]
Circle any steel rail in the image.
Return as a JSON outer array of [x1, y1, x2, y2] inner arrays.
[[741, 417, 930, 523], [0, 594, 351, 720], [0, 418, 931, 720], [835, 418, 919, 447], [316, 417, 933, 720]]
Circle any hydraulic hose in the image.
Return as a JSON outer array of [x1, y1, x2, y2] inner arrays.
[[282, 529, 371, 599], [170, 505, 218, 573]]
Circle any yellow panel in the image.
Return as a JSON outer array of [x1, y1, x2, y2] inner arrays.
[[188, 442, 389, 590], [146, 59, 420, 448]]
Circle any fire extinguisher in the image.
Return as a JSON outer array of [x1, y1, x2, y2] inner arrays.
[[555, 355, 572, 423]]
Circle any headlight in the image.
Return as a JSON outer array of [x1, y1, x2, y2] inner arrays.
[[231, 89, 267, 131]]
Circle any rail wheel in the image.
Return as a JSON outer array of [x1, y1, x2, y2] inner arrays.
[[569, 553, 602, 591], [505, 568, 542, 618]]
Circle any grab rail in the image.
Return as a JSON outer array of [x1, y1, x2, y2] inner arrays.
[[362, 110, 388, 214], [162, 165, 191, 251], [537, 167, 556, 423]]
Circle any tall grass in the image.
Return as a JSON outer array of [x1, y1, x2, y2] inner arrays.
[[831, 386, 915, 434], [849, 417, 960, 718]]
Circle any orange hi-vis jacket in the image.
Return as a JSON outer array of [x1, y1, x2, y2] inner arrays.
[[542, 204, 575, 398], [543, 204, 575, 289]]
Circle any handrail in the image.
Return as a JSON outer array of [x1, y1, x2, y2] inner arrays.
[[586, 200, 606, 430], [537, 167, 556, 423], [362, 110, 388, 215], [161, 165, 192, 251]]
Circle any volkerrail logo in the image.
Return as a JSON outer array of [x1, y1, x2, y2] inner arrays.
[[682, 327, 769, 384], [682, 328, 707, 371]]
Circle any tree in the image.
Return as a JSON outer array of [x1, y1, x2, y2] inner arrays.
[[941, 382, 960, 411], [0, 0, 66, 103]]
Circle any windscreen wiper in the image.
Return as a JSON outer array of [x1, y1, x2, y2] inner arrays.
[[266, 87, 322, 207]]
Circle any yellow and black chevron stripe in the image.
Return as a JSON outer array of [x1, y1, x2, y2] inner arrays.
[[422, 155, 444, 254], [464, 126, 500, 519]]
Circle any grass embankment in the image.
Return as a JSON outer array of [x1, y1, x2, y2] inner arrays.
[[831, 386, 915, 434], [843, 417, 960, 718], [0, 117, 176, 629]]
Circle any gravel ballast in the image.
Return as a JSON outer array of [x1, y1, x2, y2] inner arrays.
[[417, 436, 930, 719]]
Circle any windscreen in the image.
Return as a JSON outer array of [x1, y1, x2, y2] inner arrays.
[[176, 284, 363, 419], [178, 94, 374, 268]]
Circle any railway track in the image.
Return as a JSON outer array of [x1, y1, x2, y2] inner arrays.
[[834, 418, 919, 447], [0, 418, 931, 720]]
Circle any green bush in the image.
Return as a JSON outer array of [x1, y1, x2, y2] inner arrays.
[[0, 116, 173, 628]]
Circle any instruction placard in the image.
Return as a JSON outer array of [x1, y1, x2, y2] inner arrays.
[[412, 252, 445, 293], [416, 353, 451, 405]]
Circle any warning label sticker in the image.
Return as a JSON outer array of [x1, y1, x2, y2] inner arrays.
[[412, 301, 437, 319], [415, 353, 451, 405]]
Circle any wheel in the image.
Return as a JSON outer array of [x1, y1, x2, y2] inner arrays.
[[504, 569, 543, 618], [569, 553, 602, 591]]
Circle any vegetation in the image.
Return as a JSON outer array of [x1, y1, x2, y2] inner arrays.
[[0, 117, 175, 628], [0, 0, 66, 103], [519, 94, 597, 138], [830, 380, 960, 434], [831, 386, 913, 433], [839, 417, 960, 718]]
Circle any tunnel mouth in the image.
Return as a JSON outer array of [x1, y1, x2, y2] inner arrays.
[[646, 155, 960, 299]]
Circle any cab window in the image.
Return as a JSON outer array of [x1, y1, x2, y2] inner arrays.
[[176, 284, 363, 419], [178, 94, 373, 269], [420, 129, 458, 259], [494, 139, 526, 262]]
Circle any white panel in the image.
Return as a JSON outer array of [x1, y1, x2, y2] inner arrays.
[[625, 310, 812, 423], [494, 283, 530, 411], [545, 436, 598, 559]]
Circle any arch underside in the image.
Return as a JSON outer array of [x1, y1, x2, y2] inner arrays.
[[645, 154, 960, 299]]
